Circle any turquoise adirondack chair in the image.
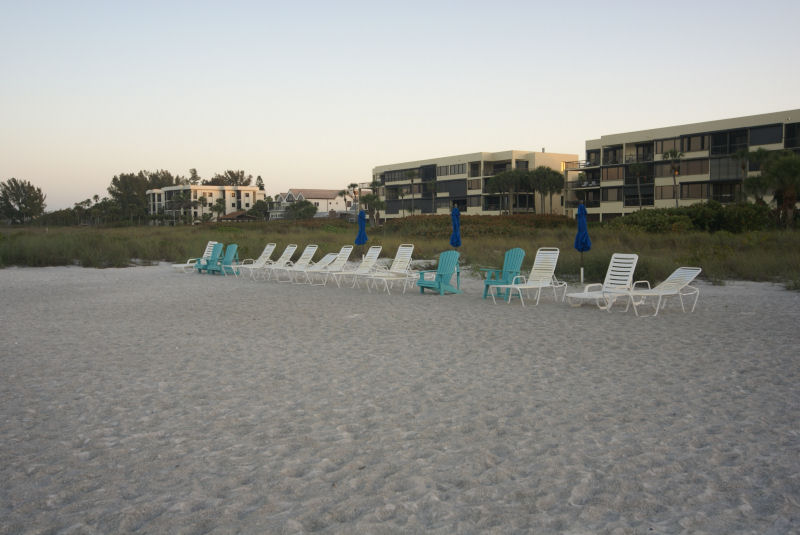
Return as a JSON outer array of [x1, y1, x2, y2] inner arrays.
[[194, 242, 223, 273], [417, 250, 461, 295], [481, 247, 525, 299], [208, 244, 239, 275]]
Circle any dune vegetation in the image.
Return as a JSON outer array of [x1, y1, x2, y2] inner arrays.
[[1, 214, 799, 288]]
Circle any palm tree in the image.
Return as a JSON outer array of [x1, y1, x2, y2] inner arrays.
[[662, 149, 683, 208], [405, 170, 418, 215], [762, 151, 800, 227], [485, 170, 519, 214], [628, 162, 648, 210], [212, 198, 226, 221], [742, 148, 773, 203], [546, 169, 565, 214]]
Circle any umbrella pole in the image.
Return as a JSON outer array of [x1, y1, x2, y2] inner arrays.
[[580, 251, 584, 285]]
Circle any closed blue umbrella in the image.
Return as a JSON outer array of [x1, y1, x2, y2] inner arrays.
[[574, 203, 591, 283], [355, 209, 368, 245], [449, 205, 461, 248]]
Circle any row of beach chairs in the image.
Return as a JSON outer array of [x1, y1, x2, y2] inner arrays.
[[173, 241, 702, 316]]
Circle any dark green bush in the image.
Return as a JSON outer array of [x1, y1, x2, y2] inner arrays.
[[608, 201, 775, 233]]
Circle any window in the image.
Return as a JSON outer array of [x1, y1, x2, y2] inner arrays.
[[467, 179, 482, 190], [193, 191, 197, 199], [680, 183, 708, 199], [436, 198, 451, 208], [208, 193, 213, 198], [749, 124, 782, 146], [468, 195, 481, 207], [516, 160, 529, 171], [245, 203, 250, 208], [786, 123, 800, 148], [655, 185, 676, 200], [314, 201, 319, 206], [603, 146, 622, 164], [683, 159, 709, 176], [602, 187, 622, 202], [602, 166, 624, 181], [245, 192, 250, 198], [449, 163, 466, 175], [437, 165, 449, 177], [231, 202, 236, 208], [710, 157, 742, 180], [586, 150, 600, 165], [681, 134, 709, 152], [655, 138, 679, 154]]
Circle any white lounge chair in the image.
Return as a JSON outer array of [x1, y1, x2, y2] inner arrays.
[[258, 244, 298, 281], [565, 253, 639, 311], [293, 252, 337, 284], [364, 244, 416, 294], [489, 247, 566, 306], [236, 242, 276, 280], [308, 245, 354, 286], [623, 267, 702, 317], [172, 241, 218, 273], [332, 245, 382, 288], [273, 244, 318, 282]]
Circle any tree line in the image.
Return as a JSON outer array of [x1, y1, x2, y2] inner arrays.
[[484, 166, 566, 215]]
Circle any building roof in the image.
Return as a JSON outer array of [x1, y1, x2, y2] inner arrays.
[[287, 188, 342, 200]]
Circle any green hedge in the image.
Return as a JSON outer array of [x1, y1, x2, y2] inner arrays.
[[608, 202, 773, 233]]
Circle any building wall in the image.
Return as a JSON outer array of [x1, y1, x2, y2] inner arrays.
[[373, 149, 577, 218], [566, 109, 800, 220], [145, 185, 266, 221]]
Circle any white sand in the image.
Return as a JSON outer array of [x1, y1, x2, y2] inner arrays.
[[1, 265, 799, 534]]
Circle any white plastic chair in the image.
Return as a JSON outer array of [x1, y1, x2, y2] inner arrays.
[[294, 252, 337, 284], [274, 244, 318, 282], [332, 246, 382, 288], [236, 243, 276, 280], [490, 247, 566, 306], [309, 245, 354, 286], [258, 244, 297, 281], [625, 267, 702, 317], [565, 253, 638, 311], [365, 244, 416, 294], [172, 241, 218, 273]]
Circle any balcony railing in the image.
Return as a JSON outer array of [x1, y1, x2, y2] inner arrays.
[[565, 199, 600, 208], [565, 160, 600, 169], [624, 154, 654, 164], [568, 180, 600, 189]]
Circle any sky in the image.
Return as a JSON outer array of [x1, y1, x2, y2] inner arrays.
[[1, 0, 799, 210]]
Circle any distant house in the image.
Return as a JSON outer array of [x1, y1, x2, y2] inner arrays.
[[270, 188, 354, 220]]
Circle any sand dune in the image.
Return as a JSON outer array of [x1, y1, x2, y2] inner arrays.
[[1, 265, 799, 534]]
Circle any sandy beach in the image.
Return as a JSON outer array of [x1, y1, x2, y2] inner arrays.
[[1, 264, 799, 534]]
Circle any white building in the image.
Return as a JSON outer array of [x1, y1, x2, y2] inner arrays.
[[146, 184, 267, 221], [270, 188, 354, 220]]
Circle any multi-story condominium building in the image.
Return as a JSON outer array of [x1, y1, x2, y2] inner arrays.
[[146, 184, 267, 221], [565, 109, 800, 221], [270, 189, 354, 220], [373, 150, 577, 218]]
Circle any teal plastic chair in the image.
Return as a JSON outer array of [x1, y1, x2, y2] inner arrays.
[[481, 247, 525, 299], [417, 250, 461, 295], [208, 244, 239, 275], [194, 242, 223, 273]]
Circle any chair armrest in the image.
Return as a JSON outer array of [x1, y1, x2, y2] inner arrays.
[[511, 275, 526, 284], [632, 280, 651, 290], [583, 283, 603, 293]]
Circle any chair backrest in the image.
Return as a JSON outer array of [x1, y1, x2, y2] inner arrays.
[[354, 245, 382, 274], [292, 244, 318, 269], [254, 243, 276, 266], [527, 247, 560, 284], [603, 253, 638, 290], [655, 267, 702, 292], [220, 244, 238, 265], [207, 242, 224, 263], [273, 244, 298, 267], [502, 248, 525, 278], [201, 241, 219, 259], [387, 244, 414, 273], [308, 253, 337, 271], [437, 250, 460, 276], [327, 245, 353, 272]]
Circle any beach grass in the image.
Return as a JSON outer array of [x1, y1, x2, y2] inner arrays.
[[2, 216, 799, 286]]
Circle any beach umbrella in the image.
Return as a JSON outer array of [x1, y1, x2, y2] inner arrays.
[[449, 205, 461, 248], [574, 203, 592, 284], [354, 209, 368, 246]]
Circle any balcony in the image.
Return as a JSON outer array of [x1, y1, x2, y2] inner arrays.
[[566, 160, 600, 169], [566, 199, 600, 208], [624, 154, 654, 164], [568, 180, 600, 189]]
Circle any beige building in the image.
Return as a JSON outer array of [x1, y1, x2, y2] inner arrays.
[[373, 150, 577, 218], [565, 109, 800, 221], [146, 184, 267, 221]]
